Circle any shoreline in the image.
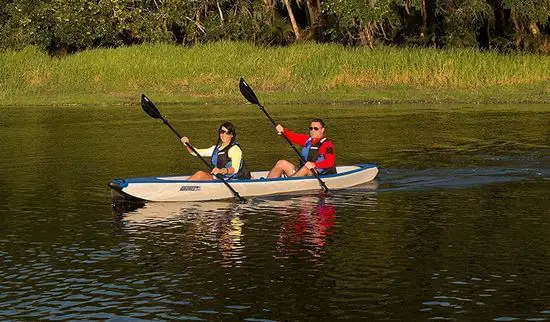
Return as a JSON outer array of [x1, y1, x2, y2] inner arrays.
[[3, 89, 548, 107]]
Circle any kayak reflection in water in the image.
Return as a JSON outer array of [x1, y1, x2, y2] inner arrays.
[[276, 196, 336, 257], [181, 121, 251, 180], [112, 201, 247, 268]]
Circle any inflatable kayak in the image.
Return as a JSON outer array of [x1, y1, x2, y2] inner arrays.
[[108, 164, 378, 202]]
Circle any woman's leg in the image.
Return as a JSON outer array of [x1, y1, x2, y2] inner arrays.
[[267, 160, 296, 178], [189, 170, 214, 180]]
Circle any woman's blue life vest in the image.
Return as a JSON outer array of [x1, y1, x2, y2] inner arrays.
[[211, 141, 251, 179], [300, 137, 337, 175]]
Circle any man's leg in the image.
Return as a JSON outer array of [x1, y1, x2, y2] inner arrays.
[[267, 160, 296, 178], [292, 166, 313, 177]]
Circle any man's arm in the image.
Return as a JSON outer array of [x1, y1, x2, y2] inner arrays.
[[282, 128, 309, 146], [314, 141, 336, 169]]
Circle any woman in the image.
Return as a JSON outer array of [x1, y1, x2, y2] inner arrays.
[[180, 121, 251, 180]]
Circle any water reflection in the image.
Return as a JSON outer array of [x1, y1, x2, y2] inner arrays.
[[114, 197, 332, 264], [114, 201, 247, 268], [273, 196, 336, 257], [111, 183, 379, 268]]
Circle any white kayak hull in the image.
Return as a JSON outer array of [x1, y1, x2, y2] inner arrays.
[[109, 164, 378, 202]]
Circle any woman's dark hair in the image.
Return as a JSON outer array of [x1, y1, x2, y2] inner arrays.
[[311, 118, 325, 128], [217, 121, 236, 145]]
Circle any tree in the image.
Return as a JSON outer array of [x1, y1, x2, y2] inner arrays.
[[282, 0, 301, 40], [323, 0, 400, 47], [437, 0, 493, 48], [503, 0, 550, 51]]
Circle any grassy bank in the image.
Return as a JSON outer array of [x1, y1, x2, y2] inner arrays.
[[1, 42, 549, 106]]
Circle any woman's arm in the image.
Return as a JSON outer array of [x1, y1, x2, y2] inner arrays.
[[180, 137, 215, 157], [225, 145, 243, 174], [194, 146, 216, 157]]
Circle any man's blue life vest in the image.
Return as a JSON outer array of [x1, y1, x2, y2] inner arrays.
[[300, 137, 336, 175]]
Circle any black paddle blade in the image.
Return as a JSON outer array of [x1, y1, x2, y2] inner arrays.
[[140, 94, 162, 119], [239, 78, 261, 105]]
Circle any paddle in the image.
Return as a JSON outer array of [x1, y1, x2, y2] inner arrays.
[[238, 78, 330, 193], [140, 94, 246, 202]]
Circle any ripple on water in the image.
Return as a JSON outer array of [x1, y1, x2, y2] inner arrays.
[[417, 267, 550, 321], [379, 166, 548, 192]]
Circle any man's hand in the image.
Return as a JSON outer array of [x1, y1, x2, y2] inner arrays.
[[275, 124, 284, 135], [304, 161, 316, 170]]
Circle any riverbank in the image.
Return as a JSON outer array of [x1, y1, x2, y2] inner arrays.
[[1, 42, 549, 106]]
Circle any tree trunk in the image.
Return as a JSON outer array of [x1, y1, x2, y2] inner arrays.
[[420, 0, 436, 46], [264, 0, 274, 23], [216, 1, 224, 25], [420, 0, 427, 44], [283, 0, 301, 40], [511, 11, 523, 49], [477, 17, 490, 50], [359, 23, 374, 48], [305, 0, 319, 26], [305, 0, 322, 40]]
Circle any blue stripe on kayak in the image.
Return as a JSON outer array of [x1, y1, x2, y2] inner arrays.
[[115, 163, 377, 185], [110, 178, 128, 188]]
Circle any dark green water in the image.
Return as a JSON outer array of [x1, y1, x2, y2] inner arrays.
[[1, 103, 549, 320]]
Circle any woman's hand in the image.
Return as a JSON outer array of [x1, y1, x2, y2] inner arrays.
[[211, 167, 225, 175], [275, 124, 284, 135], [181, 137, 190, 145]]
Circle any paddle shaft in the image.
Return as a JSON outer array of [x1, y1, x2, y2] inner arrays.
[[160, 116, 246, 202], [257, 103, 330, 193], [162, 118, 183, 138]]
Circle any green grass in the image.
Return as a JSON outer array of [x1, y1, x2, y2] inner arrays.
[[1, 42, 549, 106]]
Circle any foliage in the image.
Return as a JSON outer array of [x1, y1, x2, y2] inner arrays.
[[504, 0, 550, 24], [437, 0, 493, 48], [321, 0, 401, 46], [0, 0, 549, 54]]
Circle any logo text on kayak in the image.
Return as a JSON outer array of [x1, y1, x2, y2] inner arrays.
[[179, 186, 201, 192]]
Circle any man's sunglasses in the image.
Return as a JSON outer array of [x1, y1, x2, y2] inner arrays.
[[309, 126, 322, 131]]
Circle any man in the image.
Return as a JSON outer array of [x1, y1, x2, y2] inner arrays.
[[267, 118, 336, 178]]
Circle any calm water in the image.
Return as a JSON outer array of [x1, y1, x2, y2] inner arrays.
[[1, 103, 549, 320]]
